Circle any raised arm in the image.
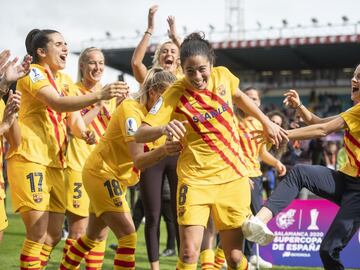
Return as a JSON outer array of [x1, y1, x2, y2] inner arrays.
[[35, 81, 129, 113], [233, 88, 288, 148], [283, 89, 338, 125], [167, 16, 182, 48], [0, 53, 32, 97], [131, 5, 158, 83]]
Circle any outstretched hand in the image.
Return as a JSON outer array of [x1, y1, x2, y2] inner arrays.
[[283, 89, 301, 109], [162, 119, 188, 141], [147, 5, 159, 32], [1, 54, 32, 83], [2, 90, 21, 129]]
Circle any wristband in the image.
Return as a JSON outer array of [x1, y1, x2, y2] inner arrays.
[[144, 31, 152, 36]]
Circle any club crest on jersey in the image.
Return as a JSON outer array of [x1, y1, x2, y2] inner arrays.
[[33, 193, 43, 203], [126, 117, 138, 135], [113, 197, 123, 207], [29, 68, 45, 83], [217, 84, 226, 96], [73, 200, 80, 208], [149, 96, 163, 115], [178, 206, 186, 217]]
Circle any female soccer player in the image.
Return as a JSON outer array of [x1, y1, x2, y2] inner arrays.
[[63, 47, 121, 269], [7, 29, 128, 269], [131, 5, 182, 84], [135, 32, 287, 270], [60, 69, 182, 270], [250, 65, 360, 270]]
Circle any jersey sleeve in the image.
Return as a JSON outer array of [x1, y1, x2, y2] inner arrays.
[[143, 84, 181, 127], [119, 101, 144, 143], [22, 67, 51, 97], [340, 104, 360, 133], [217, 66, 240, 96]]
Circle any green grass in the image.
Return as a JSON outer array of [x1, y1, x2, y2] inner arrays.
[[0, 193, 342, 269]]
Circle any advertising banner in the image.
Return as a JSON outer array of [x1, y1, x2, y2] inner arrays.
[[260, 199, 359, 268]]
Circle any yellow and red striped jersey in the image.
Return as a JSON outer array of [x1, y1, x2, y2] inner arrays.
[[237, 115, 263, 177], [84, 99, 146, 186], [9, 64, 77, 168], [143, 66, 250, 185], [340, 103, 360, 177], [66, 82, 117, 171]]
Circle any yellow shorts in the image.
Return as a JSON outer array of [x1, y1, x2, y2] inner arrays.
[[177, 177, 251, 231], [65, 168, 90, 217], [82, 168, 130, 218], [7, 155, 66, 213], [0, 199, 8, 231]]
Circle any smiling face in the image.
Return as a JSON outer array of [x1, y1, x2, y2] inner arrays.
[[270, 114, 283, 126], [183, 55, 212, 90], [38, 32, 68, 72], [158, 42, 179, 73], [245, 89, 261, 107], [351, 64, 360, 103], [80, 50, 104, 84]]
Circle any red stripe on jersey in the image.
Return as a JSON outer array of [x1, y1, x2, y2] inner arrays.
[[176, 103, 244, 177], [96, 113, 107, 131], [47, 108, 65, 165], [345, 130, 360, 148], [179, 95, 248, 169], [237, 121, 255, 160], [246, 119, 261, 151], [102, 106, 111, 120], [91, 122, 103, 138], [186, 89, 241, 145], [344, 132, 360, 175], [200, 89, 235, 116]]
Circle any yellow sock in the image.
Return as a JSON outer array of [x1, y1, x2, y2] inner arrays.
[[227, 255, 248, 270], [39, 243, 53, 269], [113, 232, 137, 270], [176, 259, 198, 270], [59, 234, 100, 270], [20, 239, 43, 269], [214, 247, 226, 269], [85, 239, 106, 269], [61, 239, 80, 270], [200, 249, 215, 270]]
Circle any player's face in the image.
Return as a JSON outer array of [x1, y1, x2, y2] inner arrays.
[[183, 55, 212, 90], [41, 32, 68, 71], [270, 115, 283, 126], [245, 89, 261, 107], [158, 42, 179, 73], [81, 50, 104, 84], [351, 64, 360, 103]]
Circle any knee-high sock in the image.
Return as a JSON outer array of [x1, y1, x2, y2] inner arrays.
[[85, 239, 106, 269], [61, 239, 80, 270], [20, 239, 43, 270], [200, 249, 215, 270], [113, 232, 137, 270], [39, 243, 53, 269], [214, 247, 225, 270], [176, 259, 198, 270], [59, 235, 100, 270], [227, 255, 248, 270]]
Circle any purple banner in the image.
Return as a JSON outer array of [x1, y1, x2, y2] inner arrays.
[[259, 199, 360, 268]]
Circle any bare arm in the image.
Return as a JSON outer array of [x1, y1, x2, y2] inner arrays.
[[82, 103, 102, 126], [284, 89, 338, 125], [68, 111, 96, 144], [35, 81, 128, 113], [135, 123, 165, 143], [233, 88, 288, 147], [127, 137, 181, 171], [167, 16, 182, 48], [287, 116, 345, 140], [2, 90, 21, 148], [131, 5, 158, 83], [259, 145, 286, 176]]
